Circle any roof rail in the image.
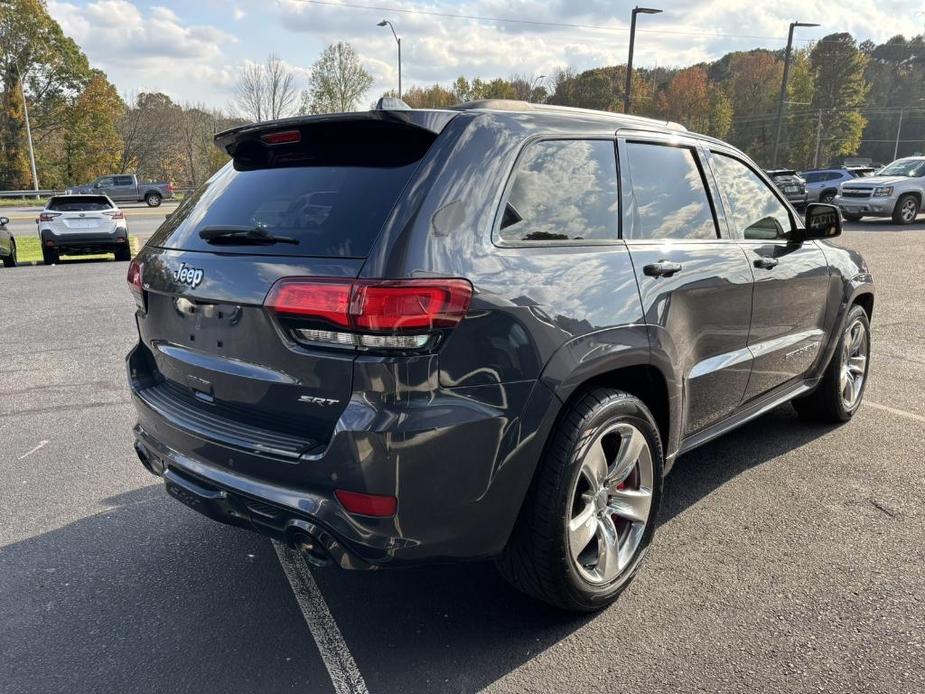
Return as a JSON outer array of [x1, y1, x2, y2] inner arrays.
[[447, 99, 687, 132]]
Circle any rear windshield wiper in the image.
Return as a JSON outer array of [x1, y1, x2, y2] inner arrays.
[[198, 225, 299, 245]]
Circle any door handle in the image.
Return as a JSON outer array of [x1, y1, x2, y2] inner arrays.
[[643, 260, 683, 278], [754, 257, 779, 270]]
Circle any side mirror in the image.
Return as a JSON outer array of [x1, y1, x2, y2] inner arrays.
[[0, 216, 8, 226], [802, 203, 842, 240]]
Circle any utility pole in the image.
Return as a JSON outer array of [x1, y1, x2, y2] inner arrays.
[[623, 6, 662, 114], [17, 65, 39, 193], [813, 109, 823, 168], [772, 21, 819, 168], [893, 108, 904, 161]]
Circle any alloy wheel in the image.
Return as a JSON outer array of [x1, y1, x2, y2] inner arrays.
[[568, 422, 654, 585], [900, 198, 917, 223], [840, 317, 868, 410]]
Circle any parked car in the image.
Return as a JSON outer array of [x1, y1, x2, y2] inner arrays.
[[0, 215, 15, 267], [765, 169, 808, 208], [800, 168, 866, 204], [37, 194, 131, 264], [833, 156, 925, 224], [127, 101, 874, 612], [67, 173, 173, 207]]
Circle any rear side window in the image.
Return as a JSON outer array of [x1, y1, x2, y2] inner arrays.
[[148, 121, 437, 258], [47, 196, 113, 211], [622, 142, 717, 240], [114, 176, 134, 186], [710, 153, 792, 240], [497, 139, 619, 244]]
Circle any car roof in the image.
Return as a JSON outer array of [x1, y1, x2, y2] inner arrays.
[[215, 101, 693, 154], [446, 99, 689, 133]]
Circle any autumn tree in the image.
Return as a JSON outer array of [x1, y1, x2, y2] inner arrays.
[[395, 84, 457, 108], [657, 67, 731, 138], [60, 71, 124, 184], [303, 42, 372, 114], [722, 51, 783, 163], [0, 0, 90, 188]]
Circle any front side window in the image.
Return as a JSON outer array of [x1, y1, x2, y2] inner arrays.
[[622, 141, 717, 240], [497, 139, 619, 243], [711, 152, 792, 240], [96, 177, 114, 187]]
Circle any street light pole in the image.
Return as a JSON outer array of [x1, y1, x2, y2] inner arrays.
[[14, 63, 39, 193], [623, 6, 662, 114], [893, 108, 904, 161], [377, 20, 401, 98], [772, 20, 819, 168]]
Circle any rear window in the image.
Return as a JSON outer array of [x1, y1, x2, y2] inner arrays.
[[47, 196, 113, 211], [148, 121, 437, 258]]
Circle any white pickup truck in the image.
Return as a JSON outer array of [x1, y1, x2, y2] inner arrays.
[[834, 157, 924, 225]]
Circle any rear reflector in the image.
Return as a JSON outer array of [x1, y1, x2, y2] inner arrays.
[[127, 259, 144, 309], [261, 129, 302, 145], [334, 489, 397, 517], [266, 278, 472, 332]]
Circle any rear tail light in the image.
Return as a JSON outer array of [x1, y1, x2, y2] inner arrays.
[[334, 489, 397, 517], [39, 212, 60, 222], [265, 278, 472, 351], [105, 210, 125, 220], [127, 259, 144, 310]]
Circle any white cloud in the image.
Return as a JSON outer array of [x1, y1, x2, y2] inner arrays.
[[46, 0, 925, 111]]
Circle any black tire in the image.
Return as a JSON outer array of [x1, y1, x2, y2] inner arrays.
[[114, 245, 131, 262], [496, 388, 663, 612], [145, 192, 162, 207], [843, 213, 863, 223], [2, 239, 15, 267], [793, 304, 870, 423], [892, 194, 919, 225], [820, 190, 836, 204], [42, 246, 59, 265]]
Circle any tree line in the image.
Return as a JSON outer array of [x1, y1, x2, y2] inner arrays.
[[2, 0, 923, 191]]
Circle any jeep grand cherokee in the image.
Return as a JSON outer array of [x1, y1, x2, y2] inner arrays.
[[127, 101, 874, 611]]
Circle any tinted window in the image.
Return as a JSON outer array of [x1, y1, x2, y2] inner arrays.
[[96, 177, 114, 187], [623, 142, 717, 240], [711, 153, 792, 240], [149, 122, 435, 258], [115, 176, 134, 186], [498, 139, 619, 243], [47, 196, 113, 211], [803, 172, 822, 183]]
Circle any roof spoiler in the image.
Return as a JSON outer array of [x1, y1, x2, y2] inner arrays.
[[214, 109, 457, 156]]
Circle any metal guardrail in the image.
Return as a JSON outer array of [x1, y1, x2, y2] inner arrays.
[[0, 188, 193, 199], [0, 189, 60, 198]]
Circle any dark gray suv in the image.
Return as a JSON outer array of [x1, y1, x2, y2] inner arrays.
[[127, 101, 874, 611]]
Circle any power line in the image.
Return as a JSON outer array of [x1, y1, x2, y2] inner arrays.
[[288, 0, 829, 44]]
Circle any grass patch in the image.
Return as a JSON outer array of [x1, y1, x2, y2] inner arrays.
[[0, 197, 46, 208], [15, 235, 141, 264]]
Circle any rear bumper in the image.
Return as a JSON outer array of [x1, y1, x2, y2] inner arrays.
[[127, 343, 558, 568], [41, 226, 128, 252]]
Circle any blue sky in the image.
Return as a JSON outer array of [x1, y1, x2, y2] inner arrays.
[[48, 0, 925, 114]]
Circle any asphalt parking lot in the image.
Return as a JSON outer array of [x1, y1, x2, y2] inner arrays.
[[1, 219, 923, 693]]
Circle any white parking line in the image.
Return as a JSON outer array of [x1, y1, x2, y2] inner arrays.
[[866, 401, 925, 425], [17, 439, 48, 460], [273, 541, 369, 694]]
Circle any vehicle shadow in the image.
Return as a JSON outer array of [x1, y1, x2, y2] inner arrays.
[[0, 406, 842, 694], [310, 403, 842, 694]]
